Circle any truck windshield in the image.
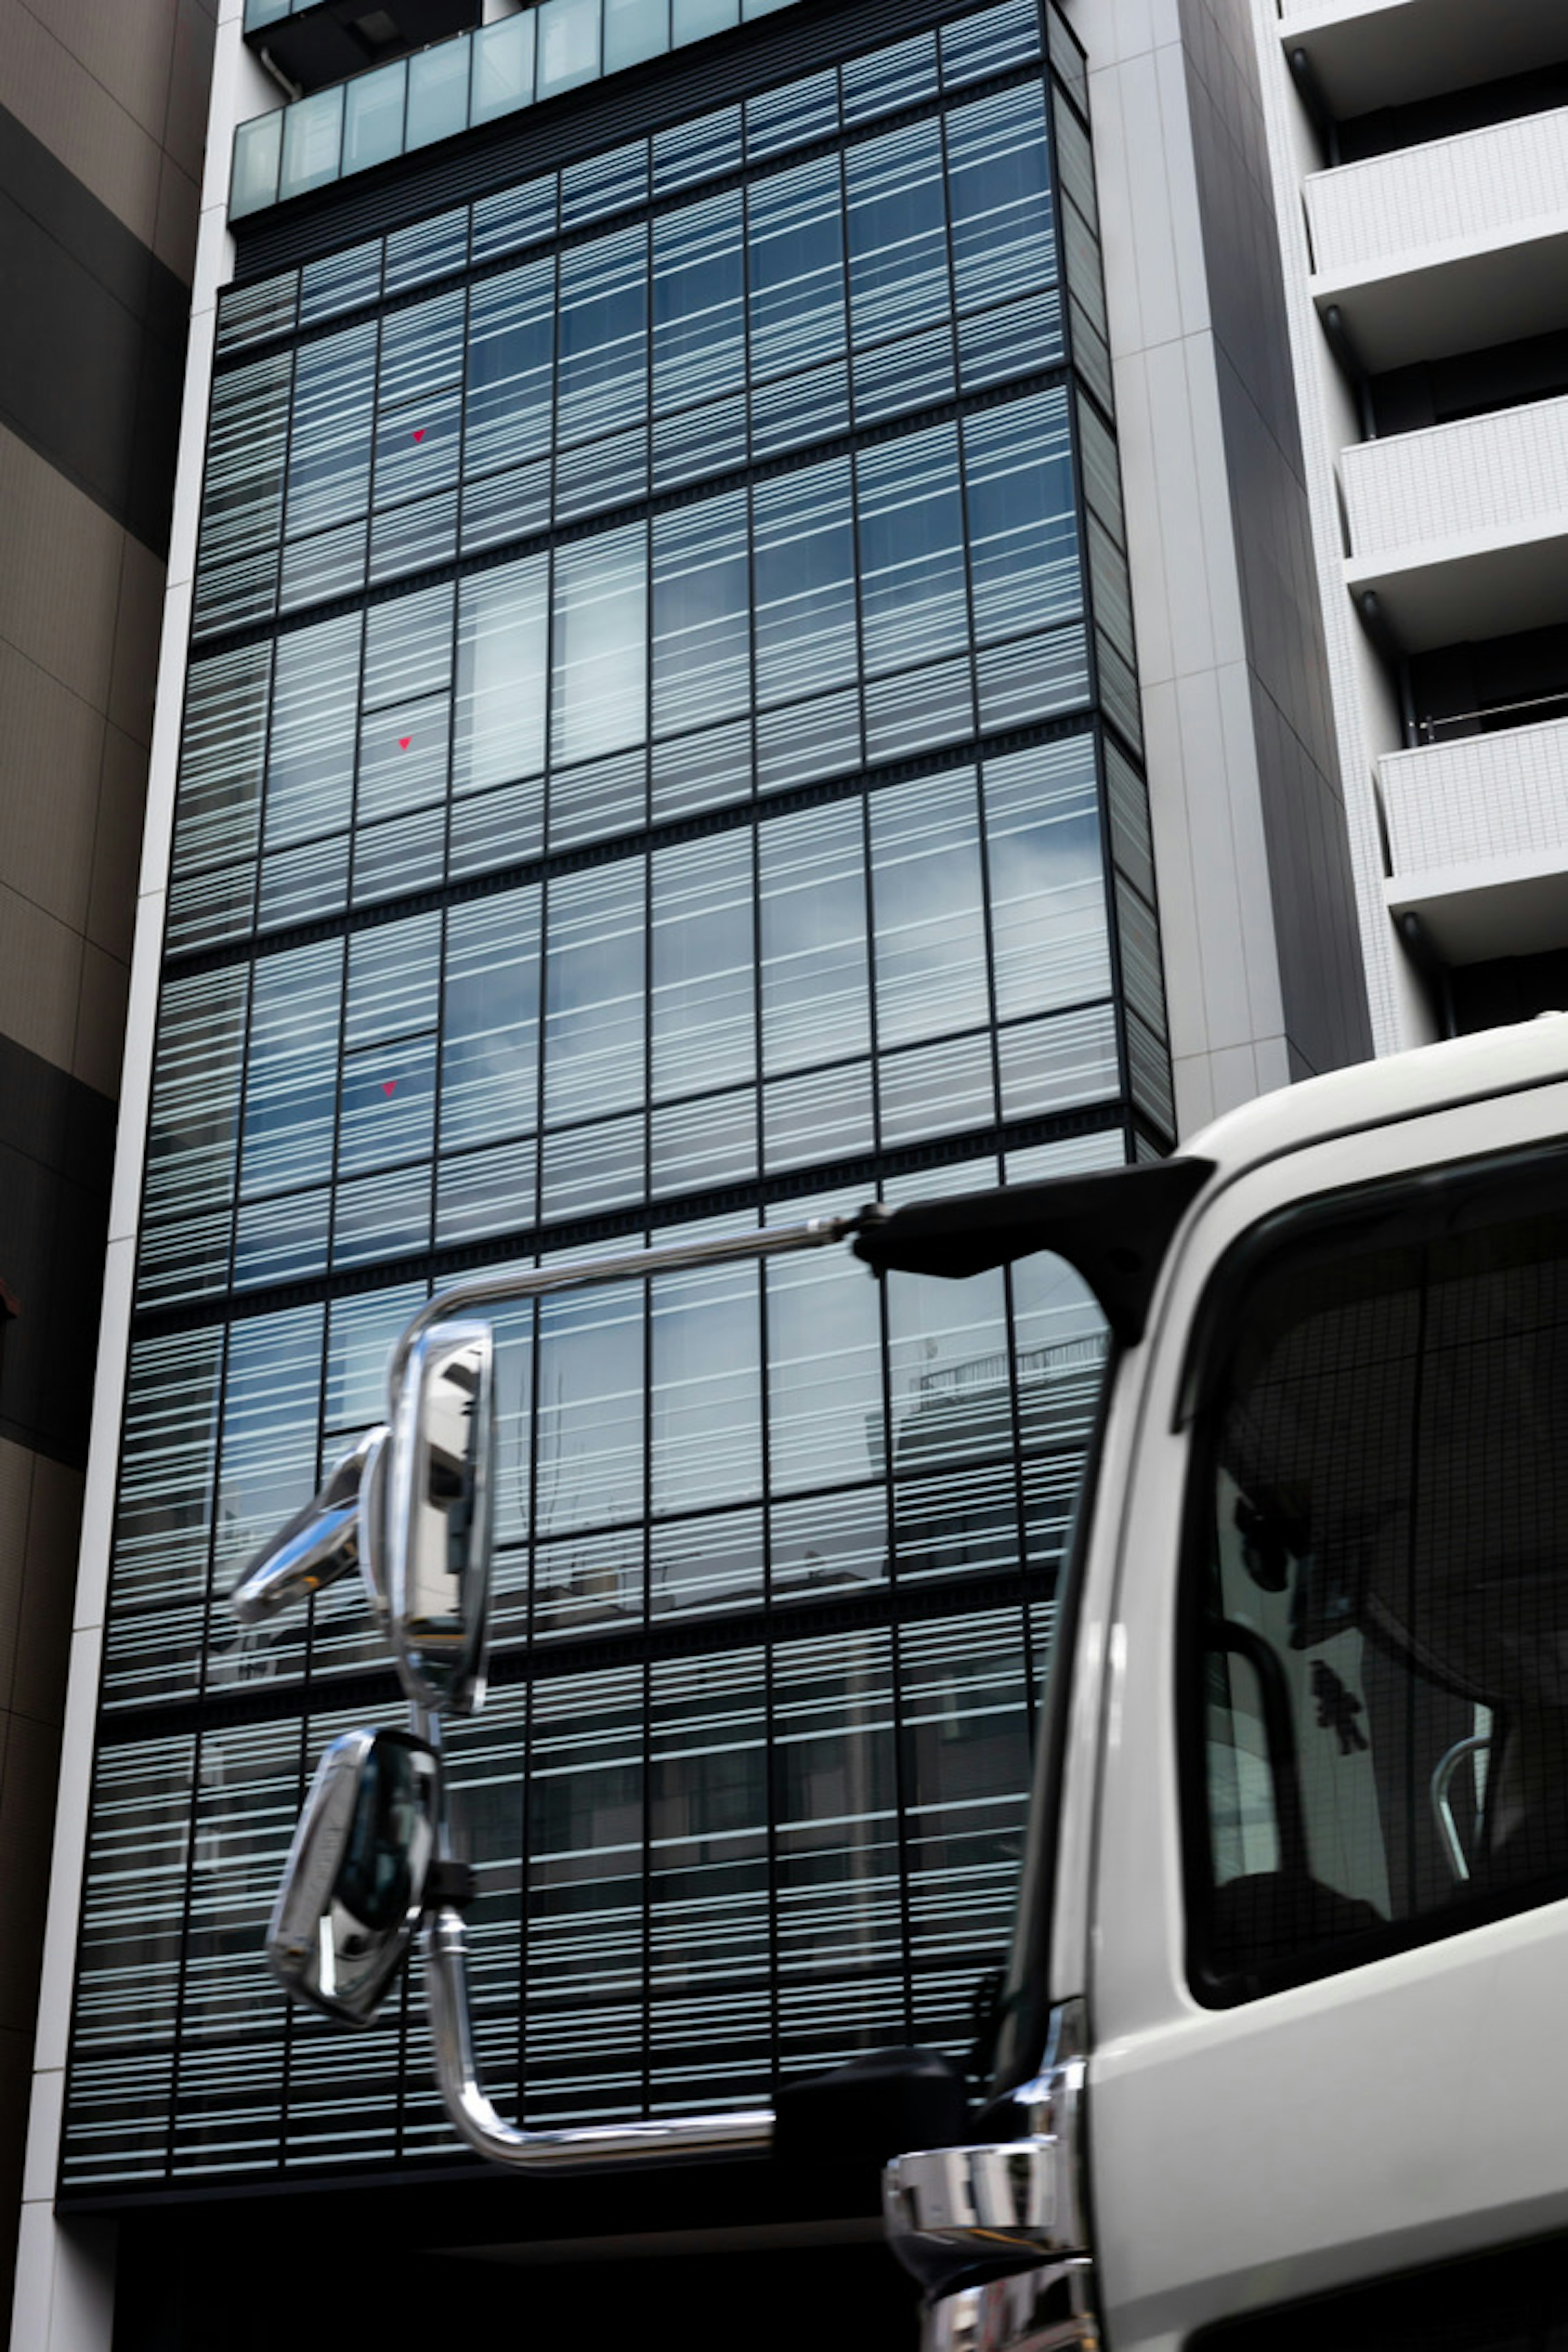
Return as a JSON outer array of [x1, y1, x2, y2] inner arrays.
[[1186, 1149, 1568, 2001]]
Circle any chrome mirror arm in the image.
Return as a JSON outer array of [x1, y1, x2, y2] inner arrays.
[[231, 1425, 389, 1624], [414, 1701, 773, 2172], [421, 1903, 774, 2173]]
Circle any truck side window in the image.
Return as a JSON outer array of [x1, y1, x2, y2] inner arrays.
[[1184, 1165, 1568, 2003]]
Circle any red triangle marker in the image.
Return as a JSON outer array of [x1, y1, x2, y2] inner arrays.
[[382, 1080, 397, 1097], [398, 736, 411, 750], [412, 427, 426, 442]]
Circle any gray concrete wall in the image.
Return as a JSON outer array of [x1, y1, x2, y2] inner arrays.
[[0, 0, 215, 2324], [1063, 0, 1370, 1131]]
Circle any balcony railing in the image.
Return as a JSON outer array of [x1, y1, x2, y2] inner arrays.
[[1418, 688, 1568, 744], [1305, 102, 1568, 284], [1343, 393, 1568, 644], [1380, 713, 1568, 960], [232, 0, 805, 218]]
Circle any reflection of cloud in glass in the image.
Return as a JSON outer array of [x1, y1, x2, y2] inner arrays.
[[550, 523, 646, 764]]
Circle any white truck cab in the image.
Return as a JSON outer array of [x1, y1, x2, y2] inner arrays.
[[241, 1018, 1568, 2350]]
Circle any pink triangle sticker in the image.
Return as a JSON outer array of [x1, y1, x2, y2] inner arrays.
[[382, 1080, 397, 1097], [412, 427, 426, 443], [398, 736, 411, 750]]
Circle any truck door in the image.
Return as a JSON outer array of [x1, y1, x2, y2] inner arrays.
[[1088, 1098, 1568, 2350]]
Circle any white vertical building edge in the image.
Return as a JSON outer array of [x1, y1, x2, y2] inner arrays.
[[1061, 0, 1304, 1134], [6, 11, 278, 2347], [1246, 0, 1428, 1054]]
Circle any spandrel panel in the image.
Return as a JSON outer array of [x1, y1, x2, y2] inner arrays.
[[941, 0, 1041, 83], [997, 1002, 1119, 1123], [842, 31, 938, 124], [771, 1484, 887, 1601]]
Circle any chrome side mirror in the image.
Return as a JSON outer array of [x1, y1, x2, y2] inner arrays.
[[385, 1321, 495, 1716], [231, 1425, 388, 1624], [267, 1728, 439, 2026]]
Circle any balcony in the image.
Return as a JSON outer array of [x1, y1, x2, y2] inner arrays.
[[1279, 0, 1566, 121], [1380, 715, 1568, 961], [1304, 106, 1568, 370], [243, 0, 480, 96], [232, 0, 806, 218], [1342, 394, 1568, 648]]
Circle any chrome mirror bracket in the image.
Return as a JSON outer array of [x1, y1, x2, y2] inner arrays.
[[884, 2000, 1097, 2352], [231, 1425, 389, 1624]]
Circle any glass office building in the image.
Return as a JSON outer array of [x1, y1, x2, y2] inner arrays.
[[59, 0, 1170, 2198]]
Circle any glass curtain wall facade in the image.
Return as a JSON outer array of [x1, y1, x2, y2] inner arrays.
[[61, 0, 1172, 2195]]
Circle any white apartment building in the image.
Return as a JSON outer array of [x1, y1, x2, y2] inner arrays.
[[1254, 0, 1568, 1049]]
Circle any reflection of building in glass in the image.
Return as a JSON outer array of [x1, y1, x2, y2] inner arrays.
[[18, 0, 1373, 2343]]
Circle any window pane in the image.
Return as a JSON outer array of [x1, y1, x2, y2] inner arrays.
[[651, 830, 754, 1098], [856, 423, 967, 677], [984, 736, 1110, 1016], [753, 457, 857, 705], [870, 771, 989, 1047], [759, 798, 869, 1073], [466, 258, 555, 477], [455, 555, 548, 797], [653, 189, 745, 413], [544, 859, 646, 1122], [846, 118, 948, 347], [964, 392, 1080, 641], [442, 890, 541, 1148], [747, 154, 846, 381], [550, 523, 648, 764], [652, 489, 750, 738]]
